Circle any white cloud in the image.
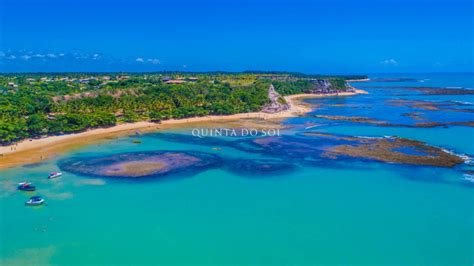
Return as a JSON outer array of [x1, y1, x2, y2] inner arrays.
[[136, 57, 160, 65], [2, 50, 162, 67], [380, 58, 398, 66], [147, 58, 160, 65]]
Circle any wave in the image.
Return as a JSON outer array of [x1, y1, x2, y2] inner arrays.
[[463, 174, 474, 183], [354, 135, 395, 140], [450, 100, 473, 105], [354, 135, 383, 139], [304, 124, 322, 130], [440, 148, 473, 165]]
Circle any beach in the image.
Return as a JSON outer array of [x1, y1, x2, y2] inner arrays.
[[0, 90, 365, 170]]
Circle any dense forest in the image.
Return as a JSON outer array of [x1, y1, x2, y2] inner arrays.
[[0, 72, 367, 144]]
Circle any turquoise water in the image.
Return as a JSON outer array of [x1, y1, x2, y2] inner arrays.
[[1, 74, 474, 265]]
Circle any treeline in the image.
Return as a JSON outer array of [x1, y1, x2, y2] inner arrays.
[[0, 78, 269, 144]]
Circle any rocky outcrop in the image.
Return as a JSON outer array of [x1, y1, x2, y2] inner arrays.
[[310, 79, 332, 92], [261, 84, 290, 113], [323, 136, 465, 167], [305, 79, 355, 93]]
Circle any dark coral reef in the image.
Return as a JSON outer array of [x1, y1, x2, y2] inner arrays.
[[60, 132, 467, 182], [59, 151, 222, 179]]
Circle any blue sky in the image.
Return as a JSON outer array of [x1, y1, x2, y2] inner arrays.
[[0, 0, 472, 73]]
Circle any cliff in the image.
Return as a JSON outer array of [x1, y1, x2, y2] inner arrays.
[[305, 79, 355, 94], [261, 84, 290, 113]]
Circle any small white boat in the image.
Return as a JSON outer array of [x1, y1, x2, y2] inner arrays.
[[25, 196, 45, 206], [17, 181, 36, 191], [47, 172, 63, 179]]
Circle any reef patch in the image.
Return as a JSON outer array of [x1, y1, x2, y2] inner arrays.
[[401, 112, 425, 121], [226, 159, 297, 176], [413, 87, 474, 95], [387, 99, 474, 113], [313, 114, 474, 128], [59, 151, 222, 179], [150, 132, 467, 172], [362, 86, 474, 95], [323, 136, 465, 167], [314, 115, 387, 125]]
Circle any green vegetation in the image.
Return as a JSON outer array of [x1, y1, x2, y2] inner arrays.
[[0, 72, 367, 144]]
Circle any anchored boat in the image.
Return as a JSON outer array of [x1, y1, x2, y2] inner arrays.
[[47, 172, 62, 179], [25, 196, 45, 206], [17, 182, 36, 191]]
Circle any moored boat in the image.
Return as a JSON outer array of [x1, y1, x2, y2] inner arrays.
[[17, 182, 36, 191], [47, 172, 62, 179], [25, 196, 45, 206]]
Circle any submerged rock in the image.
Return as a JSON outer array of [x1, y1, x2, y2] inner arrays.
[[323, 136, 465, 167], [387, 99, 474, 113], [314, 115, 386, 124], [314, 114, 474, 128], [148, 132, 466, 175], [401, 112, 425, 121], [414, 87, 474, 95], [59, 151, 222, 179], [226, 159, 296, 176]]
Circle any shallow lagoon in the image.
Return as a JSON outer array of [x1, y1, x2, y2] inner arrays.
[[1, 74, 473, 265]]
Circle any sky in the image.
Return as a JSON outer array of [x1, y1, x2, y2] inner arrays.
[[0, 0, 473, 73]]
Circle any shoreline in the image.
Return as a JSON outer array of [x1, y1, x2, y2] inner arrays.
[[346, 78, 371, 82], [0, 90, 366, 170]]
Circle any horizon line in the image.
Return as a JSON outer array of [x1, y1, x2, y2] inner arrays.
[[1, 70, 473, 75]]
